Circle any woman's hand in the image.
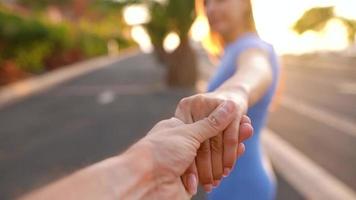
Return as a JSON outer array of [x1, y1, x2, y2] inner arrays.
[[175, 91, 252, 193]]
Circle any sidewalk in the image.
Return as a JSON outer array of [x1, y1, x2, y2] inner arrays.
[[0, 52, 300, 199]]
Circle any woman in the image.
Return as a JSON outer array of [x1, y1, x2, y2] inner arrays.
[[176, 0, 280, 199]]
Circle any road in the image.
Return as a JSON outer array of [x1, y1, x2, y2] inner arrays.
[[267, 55, 356, 192], [0, 51, 354, 199], [0, 53, 193, 199]]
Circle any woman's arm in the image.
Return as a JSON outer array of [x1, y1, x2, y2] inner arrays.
[[214, 48, 273, 108]]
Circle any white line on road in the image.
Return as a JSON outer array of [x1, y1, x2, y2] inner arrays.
[[280, 96, 356, 138], [262, 129, 356, 200], [97, 90, 115, 105]]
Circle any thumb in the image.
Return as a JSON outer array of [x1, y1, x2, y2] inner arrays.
[[185, 100, 237, 143]]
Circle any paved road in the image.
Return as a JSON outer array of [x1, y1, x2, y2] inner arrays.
[[0, 53, 193, 199], [267, 55, 356, 191], [0, 50, 355, 199]]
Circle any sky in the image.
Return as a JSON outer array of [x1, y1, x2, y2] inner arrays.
[[251, 0, 356, 54], [124, 0, 356, 55]]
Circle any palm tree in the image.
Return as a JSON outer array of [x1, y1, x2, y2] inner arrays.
[[294, 6, 356, 43], [134, 0, 198, 88], [164, 0, 197, 87]]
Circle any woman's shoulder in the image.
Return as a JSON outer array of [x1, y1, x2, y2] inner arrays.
[[235, 34, 273, 52]]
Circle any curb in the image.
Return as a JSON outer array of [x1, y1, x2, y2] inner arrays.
[[0, 49, 139, 109]]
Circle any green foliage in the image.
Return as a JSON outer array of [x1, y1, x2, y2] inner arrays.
[[166, 0, 195, 39], [0, 2, 134, 73], [0, 8, 71, 72], [144, 2, 170, 45], [339, 18, 356, 43], [144, 0, 195, 46], [293, 6, 334, 34], [294, 6, 356, 43], [77, 33, 107, 57], [16, 0, 72, 9]]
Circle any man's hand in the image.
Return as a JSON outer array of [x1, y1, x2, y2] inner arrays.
[[21, 101, 252, 200], [175, 91, 252, 193]]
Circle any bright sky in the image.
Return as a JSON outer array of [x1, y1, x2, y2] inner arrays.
[[251, 0, 356, 54], [124, 0, 356, 55]]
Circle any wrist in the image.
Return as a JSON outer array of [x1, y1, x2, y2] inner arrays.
[[212, 87, 249, 114], [113, 141, 157, 199]]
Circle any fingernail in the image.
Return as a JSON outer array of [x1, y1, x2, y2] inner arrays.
[[203, 184, 213, 193], [187, 173, 197, 195], [223, 168, 230, 177], [213, 180, 220, 187], [212, 101, 233, 123], [221, 100, 234, 113]]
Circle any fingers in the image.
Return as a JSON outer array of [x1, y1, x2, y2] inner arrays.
[[222, 118, 239, 176], [183, 162, 198, 195], [240, 115, 251, 124], [210, 134, 224, 185], [189, 100, 235, 192], [222, 114, 253, 176], [186, 100, 237, 143], [238, 122, 254, 143], [237, 143, 245, 158], [196, 140, 214, 192]]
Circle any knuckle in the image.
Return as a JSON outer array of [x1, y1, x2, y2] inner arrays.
[[197, 141, 211, 154], [225, 136, 239, 146], [230, 101, 240, 112], [155, 119, 170, 127], [206, 116, 221, 131], [178, 98, 190, 108], [195, 93, 204, 100], [210, 137, 222, 153]]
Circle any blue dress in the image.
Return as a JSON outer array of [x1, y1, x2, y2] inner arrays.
[[207, 33, 280, 200]]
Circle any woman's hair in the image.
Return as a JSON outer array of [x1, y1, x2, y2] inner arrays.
[[195, 0, 257, 56]]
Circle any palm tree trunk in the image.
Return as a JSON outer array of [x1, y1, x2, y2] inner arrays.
[[166, 38, 197, 88]]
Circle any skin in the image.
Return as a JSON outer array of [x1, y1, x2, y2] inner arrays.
[[20, 101, 253, 200], [180, 0, 273, 193]]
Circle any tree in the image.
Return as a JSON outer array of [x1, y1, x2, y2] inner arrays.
[[294, 6, 356, 43], [163, 0, 197, 87], [131, 0, 198, 88]]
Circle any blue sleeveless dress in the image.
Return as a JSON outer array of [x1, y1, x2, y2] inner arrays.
[[207, 33, 280, 200]]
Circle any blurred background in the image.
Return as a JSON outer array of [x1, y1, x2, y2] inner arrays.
[[0, 0, 355, 199]]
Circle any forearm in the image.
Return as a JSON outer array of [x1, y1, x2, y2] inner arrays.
[[21, 142, 156, 200], [215, 70, 270, 106], [213, 49, 273, 107]]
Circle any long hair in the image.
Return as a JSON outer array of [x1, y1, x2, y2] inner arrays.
[[195, 0, 257, 57]]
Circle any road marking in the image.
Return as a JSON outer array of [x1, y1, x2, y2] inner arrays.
[[50, 84, 165, 96], [262, 129, 356, 200], [97, 90, 115, 105], [280, 96, 356, 138]]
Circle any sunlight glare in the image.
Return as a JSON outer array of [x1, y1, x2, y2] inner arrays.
[[163, 32, 180, 53]]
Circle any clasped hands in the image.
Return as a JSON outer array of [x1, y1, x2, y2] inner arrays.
[[20, 92, 253, 200], [141, 91, 253, 199]]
